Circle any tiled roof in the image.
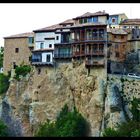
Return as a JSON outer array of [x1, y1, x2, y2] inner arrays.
[[110, 13, 126, 16], [4, 32, 34, 39], [120, 19, 140, 25], [70, 22, 107, 28], [59, 19, 75, 25], [33, 24, 61, 32], [73, 11, 109, 19], [107, 28, 128, 35]]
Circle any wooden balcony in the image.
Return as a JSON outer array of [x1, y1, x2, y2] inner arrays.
[[86, 51, 104, 56], [54, 53, 72, 59], [73, 51, 85, 57]]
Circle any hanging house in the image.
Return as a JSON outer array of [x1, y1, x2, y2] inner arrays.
[[71, 11, 109, 68]]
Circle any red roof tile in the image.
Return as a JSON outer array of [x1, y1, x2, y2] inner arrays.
[[73, 11, 109, 19], [4, 32, 34, 39]]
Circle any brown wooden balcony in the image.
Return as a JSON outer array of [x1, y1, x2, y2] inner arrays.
[[86, 51, 104, 56], [73, 51, 85, 57]]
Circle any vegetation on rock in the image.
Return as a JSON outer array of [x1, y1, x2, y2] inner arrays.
[[102, 97, 140, 137], [0, 73, 10, 94], [15, 64, 31, 80], [0, 119, 8, 137], [35, 104, 89, 137]]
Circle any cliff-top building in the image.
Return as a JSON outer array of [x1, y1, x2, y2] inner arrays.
[[3, 32, 34, 74]]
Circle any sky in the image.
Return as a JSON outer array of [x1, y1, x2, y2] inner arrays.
[[0, 3, 140, 46]]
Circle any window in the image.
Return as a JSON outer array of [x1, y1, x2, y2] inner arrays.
[[49, 44, 52, 48], [29, 56, 32, 61], [15, 48, 19, 53], [13, 62, 16, 69], [28, 37, 34, 44], [121, 36, 124, 39], [40, 43, 44, 49], [114, 35, 117, 38], [84, 18, 87, 23], [88, 17, 92, 23], [93, 17, 98, 22], [115, 52, 119, 57], [79, 19, 83, 24], [56, 36, 59, 40], [115, 44, 118, 49], [46, 54, 51, 62], [38, 68, 41, 75], [112, 18, 116, 23]]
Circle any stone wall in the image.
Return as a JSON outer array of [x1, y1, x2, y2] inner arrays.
[[3, 38, 32, 74]]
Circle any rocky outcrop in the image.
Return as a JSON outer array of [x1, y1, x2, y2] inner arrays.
[[1, 63, 139, 137]]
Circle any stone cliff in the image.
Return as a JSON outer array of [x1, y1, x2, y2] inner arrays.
[[0, 62, 139, 136]]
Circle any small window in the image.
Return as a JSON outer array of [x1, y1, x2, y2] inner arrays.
[[28, 37, 34, 44], [40, 43, 44, 49], [13, 62, 16, 69], [38, 68, 41, 75], [46, 54, 51, 62], [49, 44, 52, 48], [112, 18, 116, 23], [79, 19, 83, 24], [137, 36, 139, 38], [121, 36, 124, 39], [84, 18, 87, 23], [29, 56, 32, 61], [115, 52, 119, 57], [15, 48, 19, 53], [56, 36, 59, 40], [114, 35, 117, 38], [93, 17, 98, 22]]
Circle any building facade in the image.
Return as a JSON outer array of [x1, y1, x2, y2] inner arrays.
[[3, 32, 34, 74], [108, 13, 128, 28], [107, 28, 128, 74], [71, 11, 109, 69]]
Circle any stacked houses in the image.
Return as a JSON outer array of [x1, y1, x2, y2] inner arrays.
[[3, 11, 140, 76]]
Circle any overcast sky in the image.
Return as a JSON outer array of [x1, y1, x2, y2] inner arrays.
[[0, 3, 140, 46]]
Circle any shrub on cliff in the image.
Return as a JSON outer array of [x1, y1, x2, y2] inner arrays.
[[0, 120, 8, 137], [102, 97, 140, 137], [35, 104, 89, 137], [0, 73, 10, 94], [15, 65, 31, 80]]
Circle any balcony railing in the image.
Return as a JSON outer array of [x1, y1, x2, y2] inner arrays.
[[86, 51, 104, 56], [73, 51, 85, 57], [54, 53, 72, 58], [31, 59, 53, 65]]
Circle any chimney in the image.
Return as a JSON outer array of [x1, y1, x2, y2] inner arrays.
[[103, 10, 105, 13]]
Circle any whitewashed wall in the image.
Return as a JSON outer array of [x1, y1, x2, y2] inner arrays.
[[98, 16, 108, 24], [42, 52, 53, 63]]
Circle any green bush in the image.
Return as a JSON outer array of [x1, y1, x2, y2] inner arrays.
[[103, 97, 140, 137], [0, 73, 10, 94], [102, 127, 120, 137], [15, 65, 31, 80], [0, 120, 8, 137], [35, 104, 89, 137], [35, 121, 56, 137]]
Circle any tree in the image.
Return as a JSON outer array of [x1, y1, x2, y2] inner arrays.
[[35, 104, 89, 137], [0, 47, 4, 68], [0, 120, 8, 137], [0, 73, 10, 94], [102, 97, 140, 137]]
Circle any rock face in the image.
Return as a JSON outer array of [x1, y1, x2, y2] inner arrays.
[[0, 63, 139, 136]]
